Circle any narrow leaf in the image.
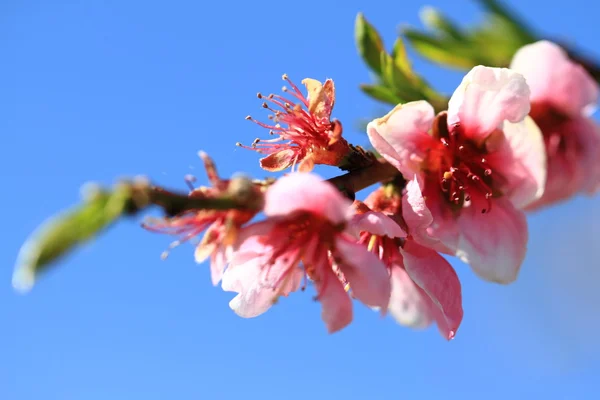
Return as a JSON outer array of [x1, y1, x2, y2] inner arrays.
[[360, 84, 402, 105], [355, 13, 385, 74], [12, 184, 134, 292], [403, 29, 480, 69]]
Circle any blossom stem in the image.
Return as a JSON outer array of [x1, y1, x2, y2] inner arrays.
[[327, 158, 400, 199], [139, 158, 400, 214], [125, 177, 262, 217]]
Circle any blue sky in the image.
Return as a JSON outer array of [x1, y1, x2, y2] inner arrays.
[[1, 1, 599, 399]]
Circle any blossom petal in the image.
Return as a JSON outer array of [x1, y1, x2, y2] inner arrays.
[[510, 40, 599, 117], [423, 186, 460, 256], [401, 241, 463, 339], [195, 240, 216, 264], [209, 245, 228, 286], [487, 116, 547, 209], [259, 149, 297, 172], [388, 265, 434, 329], [366, 101, 436, 177], [316, 267, 353, 333], [222, 255, 275, 318], [456, 198, 528, 284], [349, 211, 406, 238], [526, 117, 600, 210], [448, 66, 531, 141], [222, 239, 303, 318], [402, 177, 439, 247], [264, 172, 353, 224], [302, 78, 335, 120], [335, 236, 391, 312]]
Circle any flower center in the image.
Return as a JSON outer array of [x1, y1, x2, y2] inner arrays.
[[238, 75, 334, 157], [266, 212, 340, 291], [431, 114, 496, 214], [358, 231, 402, 269]]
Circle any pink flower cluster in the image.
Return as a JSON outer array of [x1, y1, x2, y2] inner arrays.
[[148, 41, 599, 339]]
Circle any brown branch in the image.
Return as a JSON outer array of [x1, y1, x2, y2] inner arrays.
[[328, 158, 400, 200]]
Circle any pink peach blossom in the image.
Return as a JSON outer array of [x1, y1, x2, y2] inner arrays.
[[239, 75, 351, 172], [367, 66, 546, 284], [351, 178, 463, 339], [510, 40, 600, 209], [221, 173, 391, 333], [143, 152, 259, 285]]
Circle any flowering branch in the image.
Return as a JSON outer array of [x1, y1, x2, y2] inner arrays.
[[11, 0, 600, 338], [12, 152, 401, 293]]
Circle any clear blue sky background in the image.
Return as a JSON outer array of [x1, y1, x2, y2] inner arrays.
[[2, 1, 599, 399]]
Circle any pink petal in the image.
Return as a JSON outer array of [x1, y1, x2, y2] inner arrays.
[[222, 253, 275, 318], [195, 240, 216, 264], [349, 211, 406, 238], [232, 220, 276, 251], [302, 78, 335, 120], [209, 245, 228, 286], [401, 240, 463, 339], [315, 267, 353, 333], [510, 40, 599, 117], [222, 240, 303, 318], [402, 177, 439, 248], [366, 101, 436, 177], [297, 155, 315, 172], [487, 117, 547, 209], [264, 173, 353, 225], [335, 236, 391, 312], [387, 265, 434, 329], [456, 198, 528, 284], [448, 66, 531, 141], [422, 185, 460, 256], [527, 117, 600, 210], [259, 149, 297, 172]]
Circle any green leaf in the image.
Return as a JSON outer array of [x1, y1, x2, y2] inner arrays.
[[360, 84, 402, 105], [391, 38, 413, 79], [355, 13, 385, 74], [403, 28, 481, 69], [475, 0, 536, 44], [419, 6, 465, 41], [380, 52, 424, 100], [12, 184, 134, 292]]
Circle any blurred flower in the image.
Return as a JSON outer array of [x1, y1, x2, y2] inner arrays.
[[367, 66, 546, 284], [510, 40, 600, 210], [221, 173, 390, 333], [143, 152, 260, 285], [240, 75, 351, 172], [351, 178, 463, 339]]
